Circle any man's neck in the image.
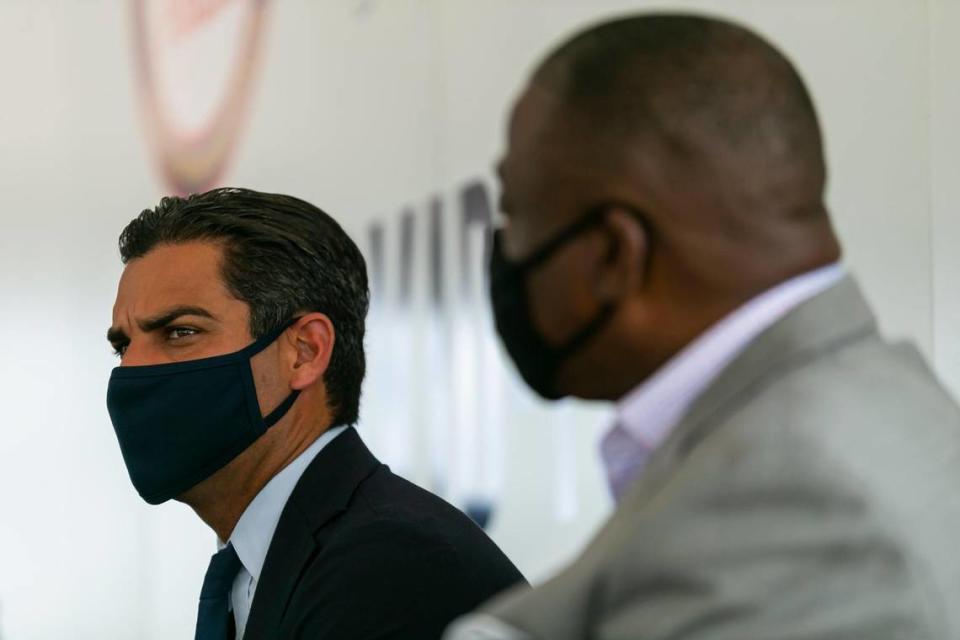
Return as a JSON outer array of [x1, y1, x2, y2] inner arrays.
[[181, 418, 332, 541]]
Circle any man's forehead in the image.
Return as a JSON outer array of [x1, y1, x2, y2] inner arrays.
[[503, 86, 623, 213], [113, 242, 231, 322], [505, 85, 615, 174], [505, 84, 566, 161]]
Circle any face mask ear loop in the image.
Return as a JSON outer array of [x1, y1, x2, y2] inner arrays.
[[244, 316, 304, 357], [509, 206, 612, 274], [262, 389, 302, 427], [533, 205, 649, 363], [556, 301, 619, 361], [248, 315, 306, 428]]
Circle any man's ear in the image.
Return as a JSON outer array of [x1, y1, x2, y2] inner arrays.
[[285, 313, 336, 390], [593, 207, 650, 302]]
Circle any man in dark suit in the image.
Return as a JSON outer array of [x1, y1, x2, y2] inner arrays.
[[105, 187, 524, 639]]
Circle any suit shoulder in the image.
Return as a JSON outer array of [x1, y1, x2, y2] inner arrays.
[[349, 467, 501, 549], [605, 337, 958, 637], [694, 334, 960, 481], [313, 465, 524, 587], [288, 469, 525, 637]]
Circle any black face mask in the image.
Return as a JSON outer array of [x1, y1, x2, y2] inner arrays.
[[489, 207, 621, 400], [106, 319, 301, 505]]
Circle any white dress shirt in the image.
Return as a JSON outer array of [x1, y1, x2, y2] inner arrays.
[[443, 263, 845, 640], [226, 425, 349, 640]]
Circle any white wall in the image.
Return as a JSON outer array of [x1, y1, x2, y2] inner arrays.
[[931, 0, 960, 393], [0, 1, 955, 638]]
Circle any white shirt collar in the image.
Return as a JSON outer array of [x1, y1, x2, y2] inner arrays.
[[603, 264, 845, 496], [227, 424, 350, 581]]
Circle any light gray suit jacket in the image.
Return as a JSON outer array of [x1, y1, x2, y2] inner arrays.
[[472, 278, 960, 639]]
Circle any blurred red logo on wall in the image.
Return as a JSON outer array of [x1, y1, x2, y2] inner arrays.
[[131, 0, 269, 195]]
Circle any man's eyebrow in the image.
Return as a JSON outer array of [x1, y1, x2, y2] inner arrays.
[[137, 306, 217, 333], [106, 306, 217, 345], [106, 326, 128, 346]]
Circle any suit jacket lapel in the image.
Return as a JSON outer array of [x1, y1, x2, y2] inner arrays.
[[622, 276, 879, 504], [243, 427, 382, 640]]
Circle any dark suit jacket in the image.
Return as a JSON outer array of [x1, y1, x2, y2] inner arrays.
[[242, 427, 525, 640]]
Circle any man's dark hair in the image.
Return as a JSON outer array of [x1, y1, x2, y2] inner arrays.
[[118, 187, 369, 427], [534, 13, 826, 192]]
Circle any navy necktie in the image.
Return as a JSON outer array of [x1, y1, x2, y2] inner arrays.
[[195, 543, 242, 640]]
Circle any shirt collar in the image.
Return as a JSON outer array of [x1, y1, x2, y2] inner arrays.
[[227, 425, 350, 581], [604, 264, 845, 492]]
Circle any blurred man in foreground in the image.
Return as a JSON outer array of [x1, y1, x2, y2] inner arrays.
[[448, 13, 960, 640], [106, 188, 523, 640]]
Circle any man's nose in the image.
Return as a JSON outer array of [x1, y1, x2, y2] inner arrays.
[[120, 339, 160, 367]]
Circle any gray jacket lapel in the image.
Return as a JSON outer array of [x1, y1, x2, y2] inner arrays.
[[633, 276, 878, 493]]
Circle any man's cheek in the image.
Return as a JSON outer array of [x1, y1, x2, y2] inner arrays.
[[528, 259, 586, 345]]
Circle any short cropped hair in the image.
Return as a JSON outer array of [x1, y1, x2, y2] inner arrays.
[[534, 14, 825, 185]]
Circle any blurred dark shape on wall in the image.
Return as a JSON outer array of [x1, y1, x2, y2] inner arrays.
[[130, 0, 270, 195]]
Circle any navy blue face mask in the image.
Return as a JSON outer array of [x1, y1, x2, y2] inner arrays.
[[106, 319, 301, 505]]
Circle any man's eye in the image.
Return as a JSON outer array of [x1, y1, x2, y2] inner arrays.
[[167, 327, 200, 341]]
